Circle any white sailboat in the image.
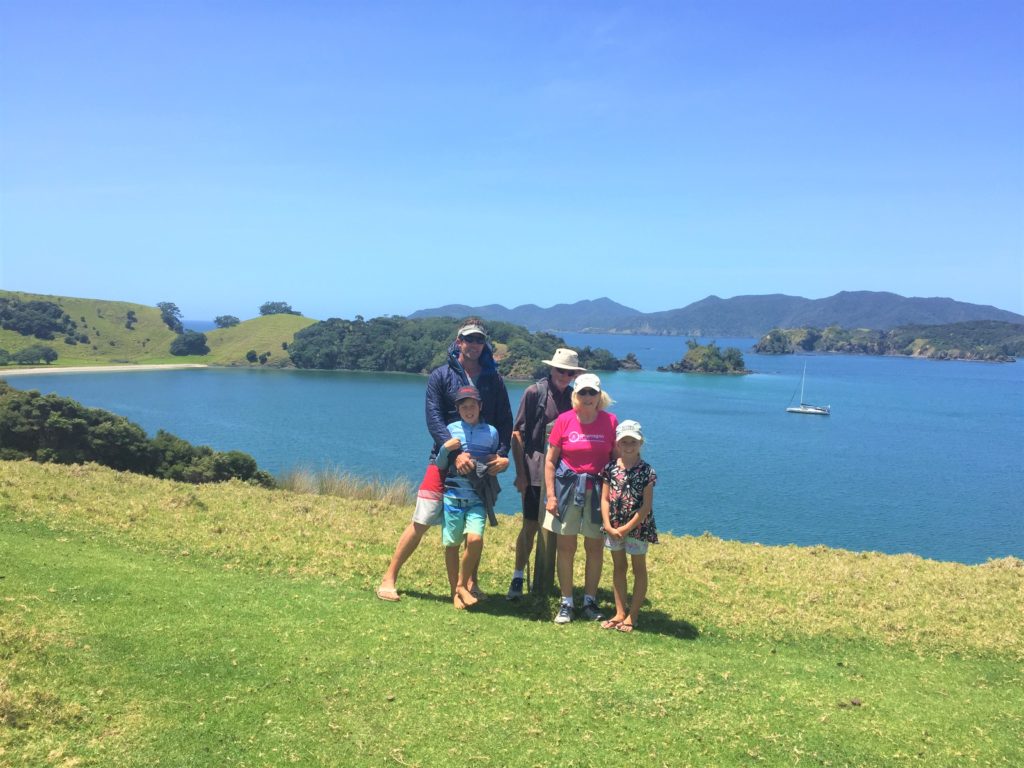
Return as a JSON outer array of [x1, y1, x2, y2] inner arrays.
[[786, 363, 831, 416]]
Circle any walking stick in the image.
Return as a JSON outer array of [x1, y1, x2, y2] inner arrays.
[[530, 423, 557, 596]]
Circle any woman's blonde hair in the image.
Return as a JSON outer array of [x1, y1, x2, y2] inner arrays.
[[571, 388, 614, 411]]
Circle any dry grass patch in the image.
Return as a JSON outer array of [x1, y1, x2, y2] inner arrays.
[[653, 534, 1023, 655], [277, 465, 413, 506]]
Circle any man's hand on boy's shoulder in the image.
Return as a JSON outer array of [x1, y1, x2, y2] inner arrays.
[[443, 437, 462, 452]]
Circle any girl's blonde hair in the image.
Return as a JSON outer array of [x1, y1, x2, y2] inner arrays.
[[571, 388, 614, 411]]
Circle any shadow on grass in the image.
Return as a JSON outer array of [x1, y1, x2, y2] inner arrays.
[[398, 589, 456, 605], [402, 589, 701, 640]]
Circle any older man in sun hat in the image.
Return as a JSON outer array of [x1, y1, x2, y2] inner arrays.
[[376, 319, 513, 602], [506, 347, 586, 599]]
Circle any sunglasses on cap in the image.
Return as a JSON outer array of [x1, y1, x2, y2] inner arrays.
[[459, 334, 486, 344], [576, 388, 599, 397], [554, 367, 579, 377]]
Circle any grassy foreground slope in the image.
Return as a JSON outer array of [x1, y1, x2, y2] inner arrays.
[[0, 290, 316, 367], [2, 460, 1021, 767]]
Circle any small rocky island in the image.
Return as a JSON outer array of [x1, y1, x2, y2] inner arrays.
[[618, 352, 642, 370], [658, 340, 751, 374]]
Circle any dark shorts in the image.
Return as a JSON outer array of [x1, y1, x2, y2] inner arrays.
[[521, 484, 542, 522]]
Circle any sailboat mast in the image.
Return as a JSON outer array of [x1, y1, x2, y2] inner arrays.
[[800, 362, 806, 404]]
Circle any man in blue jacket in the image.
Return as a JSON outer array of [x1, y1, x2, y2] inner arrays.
[[376, 320, 513, 601]]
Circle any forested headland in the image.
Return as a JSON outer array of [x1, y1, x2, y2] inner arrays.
[[0, 380, 274, 486], [754, 321, 1024, 362], [286, 315, 624, 378]]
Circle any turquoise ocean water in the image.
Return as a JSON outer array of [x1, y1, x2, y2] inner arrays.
[[4, 333, 1021, 564]]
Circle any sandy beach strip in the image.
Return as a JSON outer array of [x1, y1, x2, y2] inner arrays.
[[0, 364, 209, 377]]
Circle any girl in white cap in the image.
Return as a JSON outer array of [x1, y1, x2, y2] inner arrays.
[[599, 419, 657, 632]]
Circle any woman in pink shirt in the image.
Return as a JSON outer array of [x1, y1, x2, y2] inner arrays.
[[542, 373, 618, 624]]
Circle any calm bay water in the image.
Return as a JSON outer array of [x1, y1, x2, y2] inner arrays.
[[5, 334, 1022, 564]]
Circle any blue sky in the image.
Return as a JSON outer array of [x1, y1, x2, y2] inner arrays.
[[2, 1, 1022, 321]]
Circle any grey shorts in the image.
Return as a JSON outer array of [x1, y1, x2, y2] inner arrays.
[[412, 495, 444, 526]]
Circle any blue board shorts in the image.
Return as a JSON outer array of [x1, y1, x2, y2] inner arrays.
[[442, 495, 486, 546]]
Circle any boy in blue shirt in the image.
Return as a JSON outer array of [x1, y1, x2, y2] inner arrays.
[[436, 385, 505, 609]]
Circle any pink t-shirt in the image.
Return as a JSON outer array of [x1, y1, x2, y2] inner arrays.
[[548, 409, 618, 475]]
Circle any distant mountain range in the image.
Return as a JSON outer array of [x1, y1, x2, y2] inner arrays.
[[409, 292, 1024, 337]]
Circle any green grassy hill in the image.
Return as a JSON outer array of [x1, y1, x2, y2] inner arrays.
[[203, 313, 316, 366], [0, 290, 316, 367], [2, 460, 1021, 766], [0, 290, 179, 365]]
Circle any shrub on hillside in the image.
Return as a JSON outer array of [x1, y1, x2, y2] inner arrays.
[[0, 382, 274, 487], [150, 430, 272, 485], [0, 297, 78, 340], [170, 331, 209, 356], [157, 302, 184, 334], [13, 344, 58, 365], [259, 302, 300, 316]]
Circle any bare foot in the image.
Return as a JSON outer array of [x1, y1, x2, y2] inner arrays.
[[601, 615, 626, 630], [617, 619, 636, 633], [456, 585, 479, 607], [453, 592, 467, 610]]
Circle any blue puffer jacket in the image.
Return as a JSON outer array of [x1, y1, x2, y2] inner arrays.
[[425, 341, 513, 460]]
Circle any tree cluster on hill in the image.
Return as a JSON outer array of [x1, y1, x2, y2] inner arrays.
[[754, 321, 1023, 362], [215, 315, 241, 328], [157, 302, 184, 334], [0, 381, 274, 486], [287, 315, 623, 379], [260, 302, 301, 316], [658, 339, 749, 374], [0, 297, 80, 341], [0, 345, 59, 366]]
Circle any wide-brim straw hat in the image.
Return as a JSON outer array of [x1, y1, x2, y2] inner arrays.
[[541, 348, 586, 372]]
